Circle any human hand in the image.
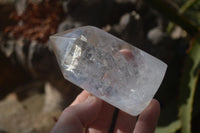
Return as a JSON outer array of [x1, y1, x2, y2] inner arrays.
[[51, 90, 160, 133]]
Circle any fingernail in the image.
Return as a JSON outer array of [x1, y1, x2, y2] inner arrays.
[[85, 95, 96, 103]]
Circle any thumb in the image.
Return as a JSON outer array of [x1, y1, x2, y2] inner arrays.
[[51, 95, 103, 133]]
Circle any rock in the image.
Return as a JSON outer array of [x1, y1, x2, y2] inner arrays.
[[170, 26, 187, 39], [147, 26, 165, 45], [50, 26, 167, 116], [58, 18, 82, 33], [15, 0, 27, 15], [43, 82, 62, 112]]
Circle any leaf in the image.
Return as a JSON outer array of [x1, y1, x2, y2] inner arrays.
[[179, 0, 198, 13], [144, 0, 199, 36], [155, 120, 181, 133], [167, 0, 198, 34], [178, 36, 200, 133]]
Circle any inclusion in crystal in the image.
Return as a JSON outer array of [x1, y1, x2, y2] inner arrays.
[[50, 26, 167, 116]]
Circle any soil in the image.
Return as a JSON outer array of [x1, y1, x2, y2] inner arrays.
[[0, 92, 61, 133]]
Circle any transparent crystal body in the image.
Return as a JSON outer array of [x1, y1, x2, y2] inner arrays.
[[50, 26, 167, 116]]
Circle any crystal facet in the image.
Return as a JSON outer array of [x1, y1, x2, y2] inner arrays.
[[50, 26, 167, 116]]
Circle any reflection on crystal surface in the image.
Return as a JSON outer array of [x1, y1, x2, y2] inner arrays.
[[50, 26, 167, 116]]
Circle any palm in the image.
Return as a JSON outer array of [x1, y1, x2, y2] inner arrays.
[[52, 90, 160, 133]]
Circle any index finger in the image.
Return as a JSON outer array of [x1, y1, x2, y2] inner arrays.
[[71, 90, 91, 106]]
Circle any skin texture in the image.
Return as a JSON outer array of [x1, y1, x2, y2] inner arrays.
[[51, 90, 160, 133]]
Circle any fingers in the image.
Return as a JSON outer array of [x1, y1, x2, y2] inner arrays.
[[71, 90, 91, 106], [86, 102, 115, 133], [51, 94, 103, 133], [133, 99, 160, 133], [113, 111, 137, 133]]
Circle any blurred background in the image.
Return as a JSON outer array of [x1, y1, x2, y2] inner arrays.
[[0, 0, 200, 132]]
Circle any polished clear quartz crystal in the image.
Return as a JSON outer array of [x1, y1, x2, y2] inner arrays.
[[50, 26, 167, 116]]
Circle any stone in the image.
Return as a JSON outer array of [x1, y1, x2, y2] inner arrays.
[[50, 26, 167, 116]]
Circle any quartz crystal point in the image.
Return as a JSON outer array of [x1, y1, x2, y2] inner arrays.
[[50, 26, 167, 116]]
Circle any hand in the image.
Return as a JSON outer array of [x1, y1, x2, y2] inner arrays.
[[51, 90, 160, 133]]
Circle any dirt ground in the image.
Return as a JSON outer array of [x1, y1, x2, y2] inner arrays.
[[0, 89, 61, 133]]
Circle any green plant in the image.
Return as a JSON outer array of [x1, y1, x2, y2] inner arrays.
[[144, 0, 200, 132]]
